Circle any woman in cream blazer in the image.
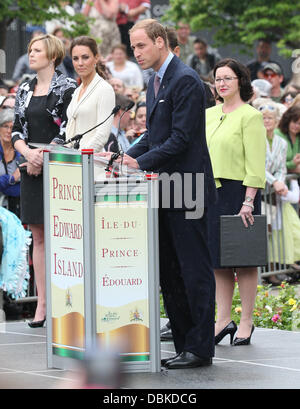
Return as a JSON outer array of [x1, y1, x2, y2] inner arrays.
[[66, 36, 115, 152]]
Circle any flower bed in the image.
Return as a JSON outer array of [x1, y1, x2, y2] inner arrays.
[[160, 282, 300, 331], [232, 282, 300, 331]]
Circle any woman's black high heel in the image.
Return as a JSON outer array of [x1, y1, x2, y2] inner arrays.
[[215, 321, 237, 345], [28, 318, 46, 328], [233, 325, 255, 346]]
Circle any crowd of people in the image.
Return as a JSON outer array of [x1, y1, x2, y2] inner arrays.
[[0, 3, 299, 369]]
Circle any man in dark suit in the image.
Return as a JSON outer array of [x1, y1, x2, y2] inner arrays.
[[160, 25, 216, 343], [100, 19, 216, 369]]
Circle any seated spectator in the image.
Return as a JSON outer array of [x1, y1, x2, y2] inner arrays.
[[274, 105, 300, 174], [258, 102, 300, 283], [251, 79, 272, 99], [0, 84, 9, 96], [109, 77, 126, 95], [104, 94, 134, 153], [124, 85, 142, 104], [0, 109, 21, 218], [280, 91, 298, 109], [262, 63, 285, 102], [187, 38, 220, 81], [125, 101, 147, 145], [0, 94, 16, 110], [106, 44, 144, 89], [283, 83, 300, 95]]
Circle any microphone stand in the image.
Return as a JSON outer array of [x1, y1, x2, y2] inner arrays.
[[63, 105, 121, 149], [105, 101, 135, 172]]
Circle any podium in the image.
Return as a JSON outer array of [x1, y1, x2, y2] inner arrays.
[[43, 146, 160, 373]]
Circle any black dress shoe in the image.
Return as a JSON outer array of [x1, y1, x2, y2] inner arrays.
[[28, 318, 46, 328], [160, 321, 173, 341], [215, 320, 237, 345], [161, 353, 180, 366], [165, 351, 212, 369], [233, 325, 255, 346]]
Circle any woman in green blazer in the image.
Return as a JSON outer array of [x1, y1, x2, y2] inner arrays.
[[206, 58, 266, 346]]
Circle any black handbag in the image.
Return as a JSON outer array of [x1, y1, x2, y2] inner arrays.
[[220, 215, 268, 268]]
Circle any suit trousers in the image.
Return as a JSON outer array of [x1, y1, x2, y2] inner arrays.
[[159, 209, 215, 358]]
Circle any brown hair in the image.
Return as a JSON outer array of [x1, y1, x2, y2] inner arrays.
[[278, 105, 300, 135], [129, 19, 168, 49], [213, 58, 253, 102], [70, 36, 108, 79], [165, 27, 178, 51], [28, 34, 65, 68], [111, 43, 127, 55]]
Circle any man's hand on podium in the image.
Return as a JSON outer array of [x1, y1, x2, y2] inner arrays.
[[96, 152, 139, 169]]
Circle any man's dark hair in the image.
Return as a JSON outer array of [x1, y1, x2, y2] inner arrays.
[[115, 94, 134, 111], [194, 38, 207, 47], [165, 27, 178, 51]]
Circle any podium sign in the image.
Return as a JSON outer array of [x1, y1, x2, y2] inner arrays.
[[95, 189, 150, 364], [44, 149, 160, 372], [45, 151, 85, 365]]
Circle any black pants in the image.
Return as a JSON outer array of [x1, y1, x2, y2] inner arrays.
[[159, 209, 215, 358]]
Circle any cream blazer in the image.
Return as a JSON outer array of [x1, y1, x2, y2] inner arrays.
[[66, 73, 115, 152]]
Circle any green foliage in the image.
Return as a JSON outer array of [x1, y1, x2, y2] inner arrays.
[[164, 0, 300, 57], [0, 1, 91, 48], [160, 282, 300, 331], [232, 282, 300, 331], [160, 293, 167, 318]]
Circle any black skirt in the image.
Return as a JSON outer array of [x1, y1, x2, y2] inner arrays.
[[207, 179, 261, 269], [20, 171, 44, 225]]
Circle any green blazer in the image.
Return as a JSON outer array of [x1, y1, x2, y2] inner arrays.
[[206, 103, 266, 189], [274, 128, 300, 171]]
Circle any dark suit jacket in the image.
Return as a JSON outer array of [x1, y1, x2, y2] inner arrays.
[[127, 55, 216, 209]]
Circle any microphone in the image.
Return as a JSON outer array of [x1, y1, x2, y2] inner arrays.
[[114, 101, 135, 156], [105, 101, 135, 170], [124, 100, 135, 111], [63, 105, 121, 146], [116, 101, 135, 145]]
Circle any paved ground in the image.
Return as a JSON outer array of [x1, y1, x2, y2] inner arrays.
[[1, 319, 300, 389]]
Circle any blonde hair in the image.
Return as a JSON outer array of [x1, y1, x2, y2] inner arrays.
[[28, 34, 65, 68], [257, 100, 281, 121]]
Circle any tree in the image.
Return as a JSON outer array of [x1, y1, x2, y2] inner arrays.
[[0, 0, 90, 50], [164, 0, 300, 57]]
